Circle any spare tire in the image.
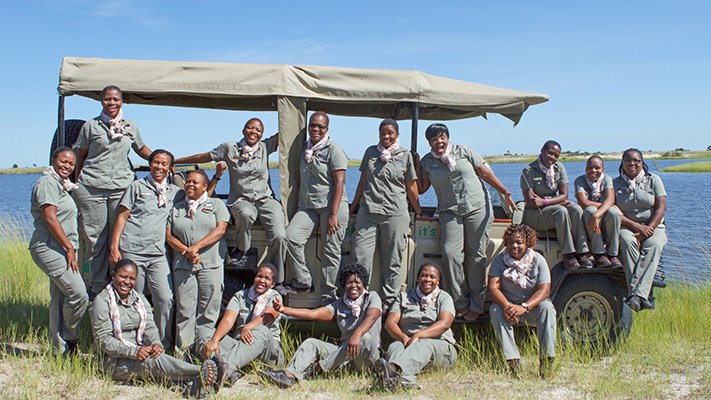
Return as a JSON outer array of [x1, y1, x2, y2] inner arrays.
[[49, 119, 86, 163]]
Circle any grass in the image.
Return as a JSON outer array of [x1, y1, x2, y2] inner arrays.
[[661, 161, 711, 173], [1, 234, 709, 399]]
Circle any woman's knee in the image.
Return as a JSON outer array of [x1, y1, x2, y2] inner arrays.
[[583, 205, 599, 217]]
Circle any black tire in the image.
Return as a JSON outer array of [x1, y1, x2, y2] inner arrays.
[[553, 274, 633, 345], [49, 119, 86, 163]]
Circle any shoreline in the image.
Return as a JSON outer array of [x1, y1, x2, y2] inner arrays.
[[4, 150, 710, 175]]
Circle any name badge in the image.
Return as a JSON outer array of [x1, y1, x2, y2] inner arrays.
[[201, 203, 214, 213]]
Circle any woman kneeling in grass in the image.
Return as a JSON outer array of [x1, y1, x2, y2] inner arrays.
[[89, 259, 224, 396], [375, 262, 457, 390], [200, 263, 284, 386], [487, 224, 556, 378], [261, 263, 382, 388]]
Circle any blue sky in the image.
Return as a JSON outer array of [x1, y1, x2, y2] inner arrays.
[[1, 1, 709, 167]]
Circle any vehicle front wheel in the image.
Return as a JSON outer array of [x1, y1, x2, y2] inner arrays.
[[553, 274, 633, 345]]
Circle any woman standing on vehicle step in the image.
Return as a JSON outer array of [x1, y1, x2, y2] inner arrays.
[[109, 149, 182, 349], [29, 147, 89, 355], [520, 140, 591, 270], [416, 123, 516, 322], [73, 85, 153, 299], [174, 118, 287, 290], [166, 170, 230, 352], [613, 148, 667, 312], [350, 119, 424, 309]]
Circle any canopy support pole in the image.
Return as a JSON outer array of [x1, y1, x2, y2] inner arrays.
[[410, 102, 419, 154], [57, 95, 65, 147]]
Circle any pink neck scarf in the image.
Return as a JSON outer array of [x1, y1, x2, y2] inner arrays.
[[377, 139, 401, 162], [146, 175, 168, 208], [343, 291, 368, 321], [537, 157, 557, 191], [431, 144, 457, 172], [106, 282, 147, 348], [238, 139, 259, 161], [503, 248, 536, 289], [622, 170, 646, 192], [187, 192, 208, 218], [304, 134, 329, 163], [99, 110, 131, 140], [586, 173, 606, 201], [46, 167, 79, 192], [416, 285, 440, 309]]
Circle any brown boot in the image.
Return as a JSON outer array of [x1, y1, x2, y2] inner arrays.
[[539, 357, 554, 378], [507, 359, 522, 378]]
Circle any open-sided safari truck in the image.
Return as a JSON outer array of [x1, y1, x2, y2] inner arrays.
[[53, 57, 638, 345]]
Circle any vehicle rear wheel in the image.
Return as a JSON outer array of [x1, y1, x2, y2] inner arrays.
[[553, 274, 632, 345], [49, 119, 86, 163]]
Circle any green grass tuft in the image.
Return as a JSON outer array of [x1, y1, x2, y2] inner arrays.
[[661, 161, 711, 172]]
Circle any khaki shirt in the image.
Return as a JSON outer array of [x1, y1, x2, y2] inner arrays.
[[298, 138, 348, 210], [419, 144, 488, 216], [488, 251, 550, 305], [168, 196, 230, 270], [89, 288, 160, 359], [226, 287, 282, 341], [119, 178, 182, 256], [209, 135, 278, 205], [574, 174, 614, 201], [613, 174, 666, 223], [29, 172, 79, 250], [520, 160, 568, 198], [325, 291, 382, 342], [387, 288, 456, 344], [359, 146, 416, 216], [73, 117, 145, 189]]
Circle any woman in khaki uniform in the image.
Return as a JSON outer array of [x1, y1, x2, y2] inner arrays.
[[166, 170, 230, 352], [350, 119, 423, 308], [73, 85, 153, 299], [29, 147, 89, 354], [613, 149, 667, 312], [417, 123, 515, 321], [375, 262, 457, 389]]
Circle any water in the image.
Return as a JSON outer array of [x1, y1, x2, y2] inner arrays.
[[4, 158, 709, 283]]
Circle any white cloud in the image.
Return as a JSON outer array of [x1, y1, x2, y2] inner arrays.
[[46, 0, 171, 29]]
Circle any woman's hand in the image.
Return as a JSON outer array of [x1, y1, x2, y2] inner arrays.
[[347, 332, 362, 358], [183, 245, 201, 264], [240, 326, 254, 345], [504, 303, 526, 324], [405, 332, 421, 348], [149, 343, 164, 358], [272, 298, 284, 313], [109, 246, 122, 267], [136, 346, 152, 362], [587, 214, 602, 234], [66, 248, 79, 273], [215, 161, 226, 178], [327, 213, 339, 235], [502, 191, 517, 214], [202, 338, 220, 358]]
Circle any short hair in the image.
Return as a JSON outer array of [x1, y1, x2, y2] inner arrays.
[[51, 146, 75, 161], [379, 118, 399, 133], [149, 149, 175, 167], [502, 224, 538, 249], [309, 111, 330, 126], [542, 140, 561, 152], [102, 85, 124, 100], [338, 263, 370, 290], [586, 155, 604, 166], [244, 118, 264, 130], [114, 258, 138, 275], [257, 263, 278, 278], [619, 148, 650, 176], [417, 262, 443, 281], [425, 123, 449, 141], [187, 169, 210, 185]]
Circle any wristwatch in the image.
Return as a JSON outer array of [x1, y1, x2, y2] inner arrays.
[[521, 302, 530, 312]]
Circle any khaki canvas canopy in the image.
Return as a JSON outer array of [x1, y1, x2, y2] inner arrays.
[[57, 56, 548, 215]]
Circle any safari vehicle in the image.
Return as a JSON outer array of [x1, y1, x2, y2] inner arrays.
[[52, 57, 652, 345]]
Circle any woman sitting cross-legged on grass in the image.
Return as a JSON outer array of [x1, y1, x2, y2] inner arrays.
[[200, 263, 285, 387], [375, 262, 457, 390], [487, 224, 556, 378], [261, 263, 382, 388], [89, 259, 225, 396]]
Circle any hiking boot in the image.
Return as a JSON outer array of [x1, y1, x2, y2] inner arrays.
[[63, 340, 80, 356], [283, 282, 314, 295], [226, 250, 248, 268], [609, 255, 623, 268], [593, 254, 612, 268], [625, 295, 641, 312], [539, 357, 554, 379], [260, 369, 296, 388], [211, 354, 228, 392], [226, 370, 244, 387], [507, 359, 522, 378], [577, 254, 594, 269], [640, 297, 655, 311], [374, 358, 399, 389], [563, 254, 581, 270], [274, 284, 289, 298]]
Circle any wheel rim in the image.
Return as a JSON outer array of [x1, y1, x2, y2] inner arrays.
[[561, 290, 614, 342]]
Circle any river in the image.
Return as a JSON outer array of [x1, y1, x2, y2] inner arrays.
[[2, 158, 708, 283]]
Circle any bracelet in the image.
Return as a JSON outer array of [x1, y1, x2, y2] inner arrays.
[[212, 176, 221, 181], [544, 198, 549, 206]]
